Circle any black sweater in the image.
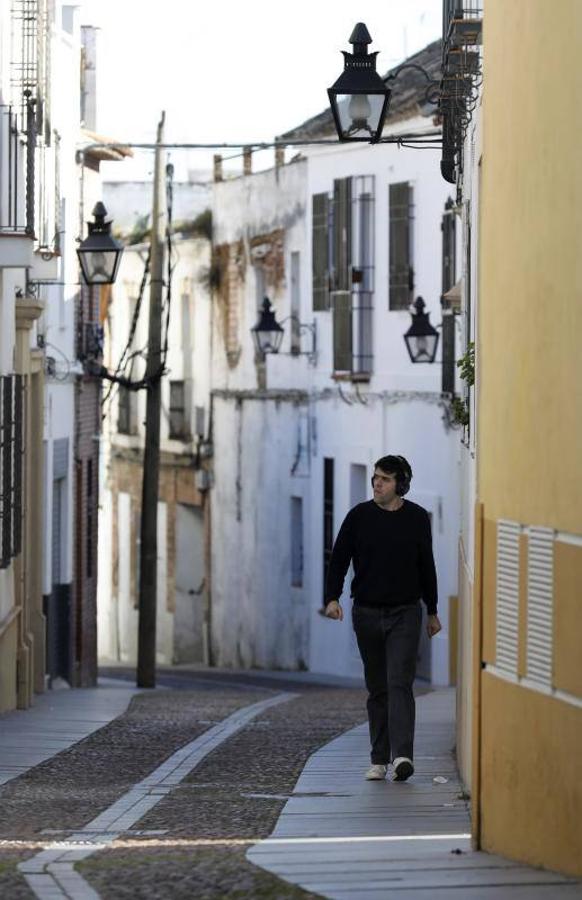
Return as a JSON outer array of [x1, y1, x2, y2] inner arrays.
[[325, 499, 438, 615]]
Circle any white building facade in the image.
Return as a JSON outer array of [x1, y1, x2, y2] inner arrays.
[[0, 1, 113, 707], [209, 40, 462, 684], [98, 228, 213, 667]]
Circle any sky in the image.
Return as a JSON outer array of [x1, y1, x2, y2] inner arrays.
[[78, 0, 442, 181]]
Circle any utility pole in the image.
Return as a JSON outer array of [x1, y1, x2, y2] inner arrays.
[[137, 112, 166, 687]]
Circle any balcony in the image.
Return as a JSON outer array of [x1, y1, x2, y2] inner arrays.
[[443, 0, 483, 46], [0, 105, 35, 268], [439, 1, 483, 185]]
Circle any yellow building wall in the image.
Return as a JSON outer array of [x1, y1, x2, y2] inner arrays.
[[481, 673, 582, 877], [0, 614, 18, 714], [480, 0, 582, 532], [477, 0, 582, 878]]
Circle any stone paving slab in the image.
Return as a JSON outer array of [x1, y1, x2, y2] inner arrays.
[[18, 692, 297, 899], [0, 679, 143, 786], [247, 688, 582, 898]]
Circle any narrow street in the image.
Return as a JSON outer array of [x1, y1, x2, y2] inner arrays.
[[0, 671, 367, 899], [1, 672, 580, 899]]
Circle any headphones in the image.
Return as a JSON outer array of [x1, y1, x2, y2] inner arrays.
[[371, 455, 413, 497]]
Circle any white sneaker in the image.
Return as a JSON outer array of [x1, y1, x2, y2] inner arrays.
[[392, 757, 414, 781], [365, 764, 387, 780]]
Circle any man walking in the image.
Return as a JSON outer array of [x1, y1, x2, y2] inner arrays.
[[324, 455, 441, 782]]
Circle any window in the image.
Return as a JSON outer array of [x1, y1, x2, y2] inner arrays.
[[195, 406, 205, 439], [290, 496, 303, 587], [290, 251, 301, 354], [389, 182, 414, 310], [169, 381, 190, 440], [332, 176, 375, 375], [351, 177, 374, 375], [117, 385, 137, 435], [441, 197, 457, 395], [323, 458, 334, 596], [332, 178, 352, 292], [181, 290, 193, 352], [311, 194, 330, 311], [0, 375, 24, 568], [86, 458, 94, 579], [312, 177, 375, 375]]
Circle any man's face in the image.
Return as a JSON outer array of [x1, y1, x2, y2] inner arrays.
[[372, 468, 398, 503]]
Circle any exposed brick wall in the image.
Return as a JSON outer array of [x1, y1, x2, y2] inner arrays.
[[106, 448, 203, 617], [213, 240, 245, 368], [72, 285, 101, 687]]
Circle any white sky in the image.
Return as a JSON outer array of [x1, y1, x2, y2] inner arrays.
[[78, 0, 442, 181]]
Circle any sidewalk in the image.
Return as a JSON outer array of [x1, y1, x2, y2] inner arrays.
[[247, 688, 582, 899], [0, 678, 142, 786]]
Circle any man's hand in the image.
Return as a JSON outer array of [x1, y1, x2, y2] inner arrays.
[[324, 600, 344, 621], [427, 614, 442, 639]]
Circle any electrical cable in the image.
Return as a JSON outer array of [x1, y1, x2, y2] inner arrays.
[[101, 248, 151, 411], [161, 161, 175, 374]]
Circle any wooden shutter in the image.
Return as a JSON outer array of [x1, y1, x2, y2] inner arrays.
[[441, 199, 456, 298], [1, 376, 13, 567], [333, 291, 352, 373], [495, 520, 521, 675], [333, 178, 352, 292], [312, 193, 329, 311], [441, 310, 456, 394], [389, 182, 413, 310], [526, 527, 554, 687]]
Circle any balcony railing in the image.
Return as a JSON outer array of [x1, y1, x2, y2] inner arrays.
[[0, 104, 35, 236], [443, 1, 483, 45], [0, 374, 24, 568], [439, 0, 483, 184]]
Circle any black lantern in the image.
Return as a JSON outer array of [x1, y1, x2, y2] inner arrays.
[[77, 202, 123, 285], [328, 23, 391, 142], [404, 297, 440, 363], [251, 297, 284, 356]]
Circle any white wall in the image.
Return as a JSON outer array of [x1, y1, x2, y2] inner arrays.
[[209, 114, 461, 684], [98, 235, 212, 665]]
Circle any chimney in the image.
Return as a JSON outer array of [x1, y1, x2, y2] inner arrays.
[[213, 154, 223, 183], [243, 146, 252, 177], [275, 146, 285, 168]]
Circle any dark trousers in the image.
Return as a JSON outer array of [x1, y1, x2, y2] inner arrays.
[[352, 603, 422, 765]]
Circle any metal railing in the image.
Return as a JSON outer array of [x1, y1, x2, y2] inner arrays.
[[0, 103, 36, 235], [0, 374, 24, 568], [439, 0, 483, 184], [443, 0, 483, 38]]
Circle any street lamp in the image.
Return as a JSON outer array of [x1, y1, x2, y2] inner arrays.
[[251, 297, 284, 356], [403, 296, 440, 363], [250, 297, 318, 362], [327, 23, 391, 143], [77, 202, 123, 285]]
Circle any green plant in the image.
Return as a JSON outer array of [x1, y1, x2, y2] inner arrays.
[[451, 395, 470, 427], [173, 208, 212, 241], [456, 341, 475, 386], [449, 341, 475, 427]]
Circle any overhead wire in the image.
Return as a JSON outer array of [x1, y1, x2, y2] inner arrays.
[[101, 247, 151, 414]]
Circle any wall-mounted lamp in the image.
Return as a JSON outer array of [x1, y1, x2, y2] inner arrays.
[[251, 297, 317, 364], [403, 296, 440, 363], [77, 202, 123, 286], [328, 22, 440, 144]]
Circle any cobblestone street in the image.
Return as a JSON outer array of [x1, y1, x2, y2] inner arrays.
[[0, 670, 367, 899]]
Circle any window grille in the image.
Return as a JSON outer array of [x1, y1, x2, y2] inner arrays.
[[389, 181, 414, 310], [0, 375, 25, 568], [169, 381, 189, 440]]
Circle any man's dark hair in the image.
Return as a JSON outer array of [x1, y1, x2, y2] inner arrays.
[[374, 455, 413, 496]]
